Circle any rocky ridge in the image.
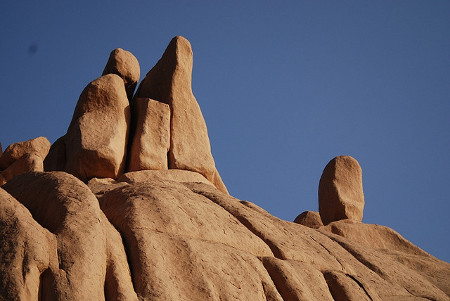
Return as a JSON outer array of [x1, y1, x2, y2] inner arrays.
[[0, 36, 449, 300]]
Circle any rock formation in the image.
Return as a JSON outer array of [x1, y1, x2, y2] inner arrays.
[[128, 98, 170, 171], [0, 136, 50, 170], [0, 37, 449, 300], [134, 36, 228, 193], [294, 210, 323, 229], [319, 156, 365, 225], [65, 74, 130, 181], [102, 48, 140, 100], [0, 137, 50, 186]]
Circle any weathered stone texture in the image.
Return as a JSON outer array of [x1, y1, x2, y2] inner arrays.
[[294, 210, 323, 229], [102, 48, 140, 99], [319, 156, 365, 225], [135, 36, 227, 194], [128, 98, 170, 171], [65, 74, 130, 181], [0, 137, 50, 170]]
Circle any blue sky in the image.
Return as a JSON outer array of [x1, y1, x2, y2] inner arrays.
[[1, 1, 449, 262]]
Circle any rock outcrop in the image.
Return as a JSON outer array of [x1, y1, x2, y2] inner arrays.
[[0, 137, 50, 170], [65, 74, 130, 181], [0, 153, 44, 186], [128, 98, 170, 171], [134, 36, 227, 193], [102, 48, 140, 100], [0, 137, 50, 185], [1, 170, 449, 300], [1, 37, 449, 300], [319, 156, 365, 225], [294, 210, 324, 229]]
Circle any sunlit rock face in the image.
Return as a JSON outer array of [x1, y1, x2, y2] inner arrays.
[[0, 37, 448, 300]]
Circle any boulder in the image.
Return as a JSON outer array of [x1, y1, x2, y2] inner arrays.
[[0, 153, 44, 186], [102, 48, 140, 100], [0, 137, 50, 170], [0, 188, 57, 300], [2, 172, 137, 301], [294, 210, 323, 229], [128, 98, 170, 171], [319, 156, 365, 225], [0, 141, 2, 156], [135, 36, 228, 194], [65, 74, 130, 181], [44, 135, 66, 171]]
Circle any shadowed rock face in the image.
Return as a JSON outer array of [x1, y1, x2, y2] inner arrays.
[[0, 37, 449, 300]]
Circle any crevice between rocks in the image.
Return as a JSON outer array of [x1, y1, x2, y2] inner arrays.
[[345, 273, 373, 301]]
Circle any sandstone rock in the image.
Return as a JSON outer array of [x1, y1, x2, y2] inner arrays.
[[135, 36, 228, 194], [319, 156, 365, 225], [102, 48, 140, 100], [0, 188, 57, 300], [0, 153, 44, 185], [99, 179, 276, 299], [65, 74, 130, 181], [184, 182, 450, 300], [320, 230, 450, 300], [294, 210, 323, 229], [321, 219, 430, 256], [2, 172, 137, 301], [0, 141, 2, 156], [43, 135, 66, 171], [0, 137, 50, 170], [118, 169, 214, 187], [128, 98, 170, 171], [1, 171, 449, 300]]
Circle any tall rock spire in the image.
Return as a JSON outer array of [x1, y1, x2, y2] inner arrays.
[[134, 36, 227, 193]]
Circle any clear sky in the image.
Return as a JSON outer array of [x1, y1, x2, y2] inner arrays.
[[1, 1, 449, 262]]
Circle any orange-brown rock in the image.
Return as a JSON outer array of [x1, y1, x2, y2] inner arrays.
[[319, 156, 365, 225], [294, 210, 323, 229], [0, 153, 44, 186], [102, 48, 140, 100], [0, 172, 449, 300], [118, 169, 215, 187], [43, 135, 66, 171], [135, 36, 227, 194], [1, 37, 449, 301], [0, 137, 50, 170], [128, 98, 170, 171], [2, 172, 137, 301], [0, 187, 57, 300], [65, 74, 130, 181]]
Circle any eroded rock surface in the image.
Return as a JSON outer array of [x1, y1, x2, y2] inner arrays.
[[0, 137, 50, 170], [319, 156, 365, 225], [0, 170, 449, 300], [294, 210, 323, 229], [128, 98, 170, 171], [135, 36, 227, 193], [102, 48, 140, 100], [1, 37, 448, 301], [65, 74, 130, 181]]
